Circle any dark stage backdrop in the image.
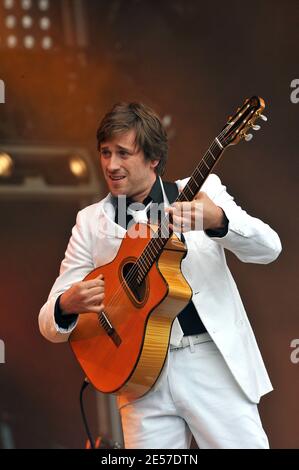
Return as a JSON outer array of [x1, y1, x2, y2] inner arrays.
[[0, 0, 298, 448]]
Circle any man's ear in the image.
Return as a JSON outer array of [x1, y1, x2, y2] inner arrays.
[[151, 159, 160, 169]]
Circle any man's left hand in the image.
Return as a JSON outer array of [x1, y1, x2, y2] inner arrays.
[[165, 191, 225, 232]]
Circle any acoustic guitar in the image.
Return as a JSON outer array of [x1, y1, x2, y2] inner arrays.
[[69, 96, 266, 400]]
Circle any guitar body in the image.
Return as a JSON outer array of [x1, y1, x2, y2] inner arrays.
[[69, 223, 192, 401]]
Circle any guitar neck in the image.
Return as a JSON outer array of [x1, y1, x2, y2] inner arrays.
[[134, 95, 265, 283], [176, 137, 224, 204], [135, 135, 225, 284]]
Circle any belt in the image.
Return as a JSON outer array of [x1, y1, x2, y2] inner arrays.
[[170, 332, 212, 351]]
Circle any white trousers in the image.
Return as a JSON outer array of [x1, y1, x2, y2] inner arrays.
[[118, 336, 269, 449]]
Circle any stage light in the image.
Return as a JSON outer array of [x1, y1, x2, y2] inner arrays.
[[6, 34, 17, 48], [69, 156, 88, 179], [39, 16, 50, 30], [162, 115, 172, 128], [38, 0, 49, 11], [0, 153, 13, 178], [41, 35, 52, 49], [23, 35, 35, 48], [5, 14, 16, 28], [0, 145, 100, 201], [21, 0, 32, 10], [0, 0, 55, 51], [0, 0, 88, 51], [22, 15, 33, 29], [3, 0, 14, 9]]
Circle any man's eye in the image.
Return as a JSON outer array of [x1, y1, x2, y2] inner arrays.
[[119, 151, 128, 157]]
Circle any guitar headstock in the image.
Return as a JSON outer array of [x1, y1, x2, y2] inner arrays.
[[220, 96, 267, 147]]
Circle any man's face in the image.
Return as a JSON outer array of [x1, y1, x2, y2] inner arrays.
[[100, 129, 159, 201]]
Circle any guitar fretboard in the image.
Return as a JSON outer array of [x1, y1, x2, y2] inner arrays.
[[134, 137, 224, 285]]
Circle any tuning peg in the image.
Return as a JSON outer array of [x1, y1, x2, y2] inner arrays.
[[244, 133, 253, 141], [260, 114, 267, 121], [252, 124, 261, 130]]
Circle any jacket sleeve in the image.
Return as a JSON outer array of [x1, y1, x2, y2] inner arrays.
[[38, 209, 95, 343], [202, 174, 282, 264]]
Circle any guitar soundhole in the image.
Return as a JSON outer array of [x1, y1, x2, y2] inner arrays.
[[122, 262, 146, 303]]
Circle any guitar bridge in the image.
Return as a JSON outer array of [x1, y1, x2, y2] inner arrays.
[[98, 311, 121, 347]]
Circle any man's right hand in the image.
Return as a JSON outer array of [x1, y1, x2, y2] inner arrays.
[[59, 275, 105, 315]]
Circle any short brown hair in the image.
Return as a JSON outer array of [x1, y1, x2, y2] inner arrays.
[[96, 102, 168, 176]]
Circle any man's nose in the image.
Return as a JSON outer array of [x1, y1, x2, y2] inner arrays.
[[107, 154, 121, 171]]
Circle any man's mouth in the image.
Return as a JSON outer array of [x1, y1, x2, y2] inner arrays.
[[108, 175, 126, 181]]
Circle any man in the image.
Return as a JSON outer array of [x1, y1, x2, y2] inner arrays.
[[39, 102, 282, 449]]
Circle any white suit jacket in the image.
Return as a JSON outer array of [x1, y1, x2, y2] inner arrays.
[[39, 174, 282, 403]]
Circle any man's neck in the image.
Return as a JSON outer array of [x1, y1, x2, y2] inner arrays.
[[130, 175, 158, 203]]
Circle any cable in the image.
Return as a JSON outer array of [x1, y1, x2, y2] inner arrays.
[[79, 378, 95, 449]]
